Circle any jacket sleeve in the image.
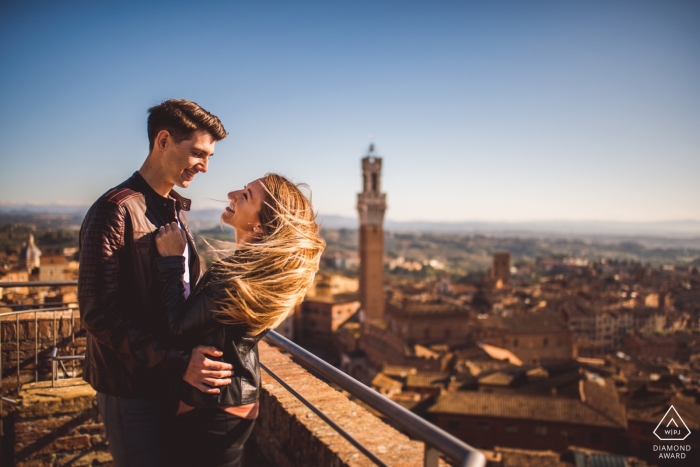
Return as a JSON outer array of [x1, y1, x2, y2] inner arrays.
[[156, 256, 225, 340], [78, 199, 189, 379]]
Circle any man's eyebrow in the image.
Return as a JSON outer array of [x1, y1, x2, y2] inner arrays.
[[193, 147, 213, 157]]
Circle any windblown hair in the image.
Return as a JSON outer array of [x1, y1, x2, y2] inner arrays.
[[212, 174, 326, 336], [147, 99, 228, 150]]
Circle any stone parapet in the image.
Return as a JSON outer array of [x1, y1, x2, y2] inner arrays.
[[6, 341, 455, 467], [255, 340, 445, 467], [13, 379, 111, 467]]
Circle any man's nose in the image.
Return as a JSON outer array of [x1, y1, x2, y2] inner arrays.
[[197, 157, 209, 173]]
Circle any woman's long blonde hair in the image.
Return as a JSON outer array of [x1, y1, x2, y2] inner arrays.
[[212, 173, 326, 336]]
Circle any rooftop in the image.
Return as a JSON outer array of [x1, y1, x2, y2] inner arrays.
[[477, 313, 569, 334], [428, 390, 627, 429]]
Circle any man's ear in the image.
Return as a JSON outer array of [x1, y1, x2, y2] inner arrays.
[[155, 130, 171, 151]]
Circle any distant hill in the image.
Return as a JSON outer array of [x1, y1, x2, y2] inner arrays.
[[3, 204, 700, 249], [0, 203, 88, 216], [186, 211, 700, 249]]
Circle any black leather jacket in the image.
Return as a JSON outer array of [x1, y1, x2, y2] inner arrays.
[[156, 255, 267, 407], [78, 172, 201, 399]]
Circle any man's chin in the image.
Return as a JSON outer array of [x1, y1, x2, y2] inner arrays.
[[175, 179, 191, 189]]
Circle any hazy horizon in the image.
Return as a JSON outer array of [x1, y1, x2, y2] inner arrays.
[[3, 201, 700, 225]]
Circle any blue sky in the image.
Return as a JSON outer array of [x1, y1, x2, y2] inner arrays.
[[0, 0, 698, 222]]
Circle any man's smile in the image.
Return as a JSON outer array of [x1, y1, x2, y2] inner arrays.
[[182, 168, 197, 181]]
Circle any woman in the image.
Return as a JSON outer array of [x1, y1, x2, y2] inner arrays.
[[154, 173, 325, 467]]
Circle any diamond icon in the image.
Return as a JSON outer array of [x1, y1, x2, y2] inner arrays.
[[653, 406, 691, 441]]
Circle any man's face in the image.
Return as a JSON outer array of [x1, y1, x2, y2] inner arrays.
[[162, 129, 216, 188]]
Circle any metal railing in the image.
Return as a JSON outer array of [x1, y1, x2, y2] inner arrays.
[[0, 281, 81, 436], [262, 331, 486, 467]]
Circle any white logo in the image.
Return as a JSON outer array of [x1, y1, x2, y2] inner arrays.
[[654, 406, 691, 441]]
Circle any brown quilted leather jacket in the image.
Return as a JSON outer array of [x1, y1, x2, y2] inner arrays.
[[78, 172, 201, 399]]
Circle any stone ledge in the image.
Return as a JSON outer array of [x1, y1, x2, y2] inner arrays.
[[256, 341, 446, 467], [14, 378, 111, 467], [17, 379, 96, 419]]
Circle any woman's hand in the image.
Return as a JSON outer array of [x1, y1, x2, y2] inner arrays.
[[155, 222, 187, 256]]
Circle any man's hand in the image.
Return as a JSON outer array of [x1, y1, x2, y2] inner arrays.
[[183, 346, 233, 394]]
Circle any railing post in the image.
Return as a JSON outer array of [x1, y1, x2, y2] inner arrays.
[[52, 309, 57, 387], [424, 444, 440, 467], [34, 311, 38, 382], [71, 308, 75, 377], [1, 313, 3, 436], [16, 314, 20, 390]]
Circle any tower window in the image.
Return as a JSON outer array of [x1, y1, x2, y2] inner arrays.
[[371, 173, 378, 192]]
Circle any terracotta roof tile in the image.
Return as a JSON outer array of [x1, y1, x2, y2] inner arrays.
[[428, 392, 626, 429]]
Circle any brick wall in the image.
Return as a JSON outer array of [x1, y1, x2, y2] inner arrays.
[[13, 379, 111, 467], [6, 340, 460, 467], [255, 340, 446, 467]]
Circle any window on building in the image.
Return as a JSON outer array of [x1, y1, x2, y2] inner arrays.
[[513, 338, 519, 348], [589, 431, 602, 445], [447, 421, 460, 430], [477, 422, 490, 432], [505, 425, 518, 434], [534, 425, 548, 437], [560, 429, 574, 441], [543, 338, 549, 348]]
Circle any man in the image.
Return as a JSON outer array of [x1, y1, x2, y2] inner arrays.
[[78, 99, 231, 466]]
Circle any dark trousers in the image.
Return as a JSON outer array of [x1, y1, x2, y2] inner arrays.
[[168, 408, 255, 467], [97, 392, 175, 467]]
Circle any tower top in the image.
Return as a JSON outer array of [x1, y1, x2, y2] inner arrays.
[[357, 145, 387, 226]]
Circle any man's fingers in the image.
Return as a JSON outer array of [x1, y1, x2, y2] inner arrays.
[[201, 377, 232, 387], [202, 369, 233, 378], [202, 359, 233, 371], [195, 384, 220, 394], [195, 346, 223, 358]]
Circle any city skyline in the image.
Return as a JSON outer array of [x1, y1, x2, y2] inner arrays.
[[1, 1, 698, 223]]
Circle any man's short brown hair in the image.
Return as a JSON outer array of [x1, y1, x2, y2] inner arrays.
[[147, 99, 228, 151]]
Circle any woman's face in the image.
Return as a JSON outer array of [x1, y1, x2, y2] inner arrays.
[[222, 178, 267, 242]]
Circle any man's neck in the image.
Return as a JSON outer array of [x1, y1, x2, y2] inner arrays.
[[139, 156, 173, 198]]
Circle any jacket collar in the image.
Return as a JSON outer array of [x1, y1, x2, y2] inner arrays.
[[130, 171, 192, 212]]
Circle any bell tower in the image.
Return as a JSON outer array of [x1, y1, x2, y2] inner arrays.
[[357, 144, 387, 329]]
